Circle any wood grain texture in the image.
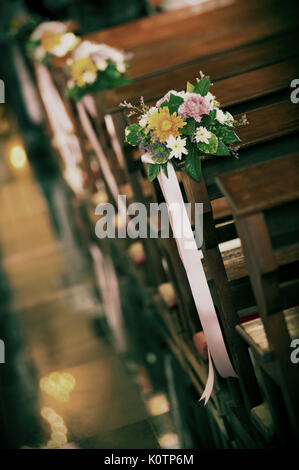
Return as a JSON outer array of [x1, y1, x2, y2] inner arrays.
[[127, 17, 297, 78], [236, 101, 299, 149], [216, 153, 299, 217], [84, 0, 293, 49], [102, 31, 299, 109]]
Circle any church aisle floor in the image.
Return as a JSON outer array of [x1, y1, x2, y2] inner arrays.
[[0, 167, 160, 449]]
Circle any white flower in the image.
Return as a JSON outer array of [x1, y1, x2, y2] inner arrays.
[[138, 107, 157, 128], [51, 32, 79, 57], [204, 91, 219, 109], [116, 61, 126, 73], [82, 71, 97, 84], [224, 111, 234, 126], [139, 115, 148, 127], [195, 127, 211, 145], [216, 109, 234, 126], [95, 58, 108, 71], [215, 109, 226, 124], [166, 135, 188, 160], [74, 41, 126, 63], [205, 92, 215, 103], [73, 41, 101, 59], [141, 153, 155, 164]]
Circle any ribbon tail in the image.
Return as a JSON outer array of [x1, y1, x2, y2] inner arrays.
[[199, 351, 214, 406], [155, 161, 237, 402]]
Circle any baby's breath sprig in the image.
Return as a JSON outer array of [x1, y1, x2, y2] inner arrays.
[[234, 114, 249, 127], [119, 99, 150, 117]]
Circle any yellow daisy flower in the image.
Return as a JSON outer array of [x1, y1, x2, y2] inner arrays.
[[41, 32, 63, 52], [71, 57, 98, 88], [147, 107, 186, 142]]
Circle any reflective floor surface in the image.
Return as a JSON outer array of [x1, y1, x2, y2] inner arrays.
[[0, 165, 177, 449]]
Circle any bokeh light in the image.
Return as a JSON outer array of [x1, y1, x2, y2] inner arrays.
[[9, 144, 27, 169], [40, 371, 76, 402]]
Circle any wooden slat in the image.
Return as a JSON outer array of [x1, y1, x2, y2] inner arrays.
[[236, 100, 299, 149], [203, 243, 299, 282], [85, 0, 294, 49], [55, 5, 297, 73], [212, 57, 299, 107], [128, 17, 297, 78], [216, 154, 299, 217], [102, 31, 299, 110], [236, 306, 299, 358]]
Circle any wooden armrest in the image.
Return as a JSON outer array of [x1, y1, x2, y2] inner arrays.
[[211, 197, 231, 220], [251, 403, 275, 442], [236, 305, 299, 360], [216, 153, 299, 217], [203, 242, 299, 282]]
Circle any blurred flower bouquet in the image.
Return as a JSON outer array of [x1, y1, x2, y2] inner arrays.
[[27, 21, 80, 64], [122, 73, 248, 182], [66, 41, 131, 102]]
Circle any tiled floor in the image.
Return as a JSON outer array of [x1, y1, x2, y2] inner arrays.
[[0, 167, 164, 449]]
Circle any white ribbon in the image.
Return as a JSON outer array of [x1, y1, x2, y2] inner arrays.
[[76, 100, 127, 218], [89, 243, 127, 353], [156, 160, 237, 404], [35, 63, 83, 169]]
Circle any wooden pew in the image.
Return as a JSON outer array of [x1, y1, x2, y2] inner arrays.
[[216, 154, 299, 444], [101, 31, 299, 109], [85, 0, 295, 50], [75, 12, 299, 370], [100, 32, 299, 177], [115, 67, 299, 413], [34, 0, 299, 447]]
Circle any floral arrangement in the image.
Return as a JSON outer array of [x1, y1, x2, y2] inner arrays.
[[26, 21, 80, 64], [66, 41, 131, 102], [121, 73, 248, 182]]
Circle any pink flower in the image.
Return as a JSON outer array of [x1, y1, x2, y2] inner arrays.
[[30, 21, 67, 41], [178, 93, 211, 122], [156, 90, 186, 108]]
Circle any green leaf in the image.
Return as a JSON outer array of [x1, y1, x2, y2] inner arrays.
[[26, 39, 39, 50], [148, 164, 161, 182], [162, 163, 168, 178], [209, 109, 216, 121], [200, 114, 212, 128], [217, 128, 241, 145], [167, 93, 184, 114], [186, 81, 194, 93], [160, 100, 168, 108], [185, 144, 202, 182], [182, 118, 196, 135], [214, 141, 231, 156], [125, 124, 142, 146], [196, 132, 218, 154], [193, 76, 210, 96], [65, 64, 131, 101]]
